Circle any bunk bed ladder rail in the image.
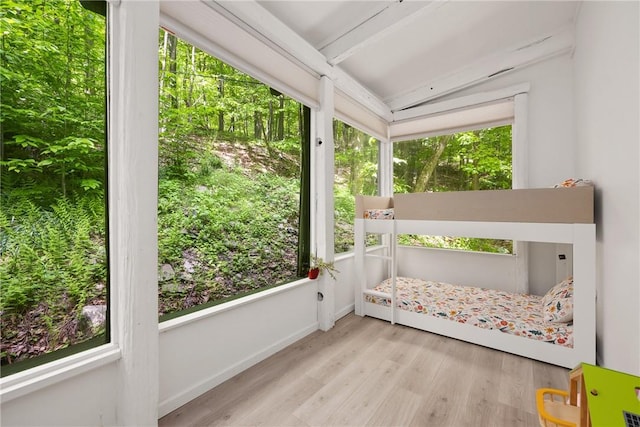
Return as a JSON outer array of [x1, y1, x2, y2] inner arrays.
[[354, 218, 365, 317], [354, 218, 397, 324], [390, 220, 397, 325]]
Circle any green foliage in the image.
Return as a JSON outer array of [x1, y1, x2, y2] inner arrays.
[[309, 256, 339, 280], [1, 0, 106, 202], [0, 194, 107, 364], [157, 30, 303, 178], [157, 153, 302, 315], [394, 126, 512, 192], [0, 196, 106, 314], [397, 234, 512, 254], [333, 121, 379, 253], [392, 126, 513, 254]]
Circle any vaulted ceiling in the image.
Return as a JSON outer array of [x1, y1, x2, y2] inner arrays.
[[210, 0, 580, 114]]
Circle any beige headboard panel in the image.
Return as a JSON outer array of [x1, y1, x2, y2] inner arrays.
[[393, 187, 594, 224], [355, 195, 393, 219]]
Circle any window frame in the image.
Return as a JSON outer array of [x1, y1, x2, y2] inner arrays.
[[387, 84, 530, 293], [0, 0, 111, 379]]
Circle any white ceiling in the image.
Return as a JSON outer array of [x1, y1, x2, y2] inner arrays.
[[212, 1, 580, 114]]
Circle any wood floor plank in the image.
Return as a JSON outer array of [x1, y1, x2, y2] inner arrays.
[[498, 351, 537, 415], [395, 332, 450, 397], [292, 334, 407, 426], [303, 315, 382, 385], [365, 386, 424, 427], [160, 313, 573, 427], [408, 340, 481, 426], [323, 359, 404, 426], [213, 374, 322, 427]]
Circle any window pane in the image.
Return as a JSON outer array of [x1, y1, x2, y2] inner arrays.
[[333, 120, 379, 254], [393, 125, 512, 253], [1, 0, 108, 372], [157, 31, 306, 319]]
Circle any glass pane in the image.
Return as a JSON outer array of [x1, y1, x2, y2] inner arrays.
[[334, 120, 379, 254], [394, 125, 512, 253], [1, 0, 108, 371], [157, 31, 305, 319]]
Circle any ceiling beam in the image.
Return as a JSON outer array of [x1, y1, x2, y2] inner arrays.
[[393, 83, 530, 122], [207, 0, 392, 121], [386, 25, 575, 112], [320, 0, 441, 66]]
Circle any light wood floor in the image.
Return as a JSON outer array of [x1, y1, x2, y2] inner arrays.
[[159, 313, 569, 427]]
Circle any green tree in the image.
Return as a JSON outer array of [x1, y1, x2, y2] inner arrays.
[[394, 126, 512, 193], [1, 0, 106, 202]]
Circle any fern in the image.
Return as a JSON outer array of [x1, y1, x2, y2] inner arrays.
[[0, 195, 107, 314]]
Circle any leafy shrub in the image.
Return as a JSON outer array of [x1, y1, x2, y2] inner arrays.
[[0, 197, 106, 314]]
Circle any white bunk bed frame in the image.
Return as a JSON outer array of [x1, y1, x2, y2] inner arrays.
[[354, 217, 596, 369]]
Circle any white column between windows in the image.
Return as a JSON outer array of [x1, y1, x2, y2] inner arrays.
[[379, 138, 394, 197], [108, 0, 160, 424]]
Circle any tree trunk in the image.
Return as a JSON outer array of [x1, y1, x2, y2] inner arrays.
[[268, 99, 274, 141], [277, 96, 285, 140], [186, 45, 196, 108], [413, 135, 452, 192], [218, 78, 224, 132], [167, 33, 178, 109], [159, 31, 168, 96]]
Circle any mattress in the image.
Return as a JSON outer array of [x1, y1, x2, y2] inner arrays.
[[365, 277, 573, 348]]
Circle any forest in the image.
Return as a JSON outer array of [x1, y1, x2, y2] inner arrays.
[[0, 0, 511, 367]]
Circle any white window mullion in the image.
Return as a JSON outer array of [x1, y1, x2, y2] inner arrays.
[[378, 139, 394, 197], [108, 1, 159, 425], [314, 76, 335, 331]]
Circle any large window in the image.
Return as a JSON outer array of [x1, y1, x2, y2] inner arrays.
[[333, 120, 379, 254], [394, 125, 513, 253], [0, 0, 108, 374], [157, 31, 309, 319]]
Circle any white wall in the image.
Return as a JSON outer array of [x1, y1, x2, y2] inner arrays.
[[0, 363, 118, 426], [158, 282, 319, 416], [334, 255, 357, 319], [397, 247, 519, 292], [573, 1, 640, 375], [429, 54, 577, 294], [440, 53, 576, 188]]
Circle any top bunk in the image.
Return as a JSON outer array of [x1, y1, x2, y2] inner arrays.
[[355, 186, 594, 243], [356, 186, 594, 223]]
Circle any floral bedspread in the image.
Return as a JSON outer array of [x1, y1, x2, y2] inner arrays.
[[365, 277, 573, 348]]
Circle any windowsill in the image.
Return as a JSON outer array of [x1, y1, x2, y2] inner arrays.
[[0, 343, 121, 404], [159, 277, 316, 333]]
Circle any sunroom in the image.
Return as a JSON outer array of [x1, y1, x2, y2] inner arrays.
[[0, 1, 638, 426]]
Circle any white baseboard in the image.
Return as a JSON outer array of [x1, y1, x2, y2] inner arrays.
[[335, 303, 355, 321]]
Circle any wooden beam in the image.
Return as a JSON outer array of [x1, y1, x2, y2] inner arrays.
[[386, 25, 575, 112], [320, 1, 440, 66]]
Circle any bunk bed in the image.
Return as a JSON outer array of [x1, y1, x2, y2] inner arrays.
[[354, 187, 596, 368]]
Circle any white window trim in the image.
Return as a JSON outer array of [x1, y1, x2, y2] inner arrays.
[[0, 344, 121, 404], [159, 278, 312, 333], [384, 84, 531, 293]]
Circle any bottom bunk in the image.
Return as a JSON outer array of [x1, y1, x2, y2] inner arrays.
[[360, 276, 592, 368]]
